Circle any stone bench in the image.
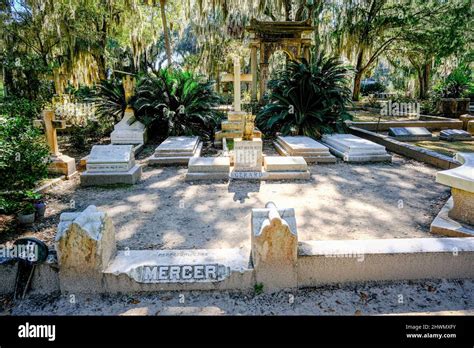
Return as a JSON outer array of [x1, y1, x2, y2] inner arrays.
[[431, 153, 474, 236]]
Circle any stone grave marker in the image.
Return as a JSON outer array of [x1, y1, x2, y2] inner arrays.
[[388, 127, 434, 141], [274, 135, 336, 163], [34, 109, 77, 177], [80, 144, 141, 186], [321, 133, 392, 162], [148, 136, 202, 166], [439, 129, 472, 142]]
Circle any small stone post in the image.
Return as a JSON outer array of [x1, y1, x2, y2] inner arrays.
[[55, 206, 116, 292], [251, 202, 298, 292]]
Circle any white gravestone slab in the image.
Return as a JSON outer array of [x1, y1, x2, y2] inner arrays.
[[111, 110, 147, 145], [233, 138, 263, 172], [322, 134, 392, 162], [87, 145, 135, 172]]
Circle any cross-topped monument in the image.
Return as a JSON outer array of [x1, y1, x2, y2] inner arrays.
[[110, 73, 147, 147], [214, 58, 261, 145], [34, 109, 77, 177]]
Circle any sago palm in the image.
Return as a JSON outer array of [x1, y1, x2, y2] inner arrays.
[[257, 50, 353, 139]]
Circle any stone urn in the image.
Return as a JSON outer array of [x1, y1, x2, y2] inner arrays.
[[439, 98, 470, 118]]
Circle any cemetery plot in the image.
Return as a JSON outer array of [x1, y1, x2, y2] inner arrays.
[[32, 156, 448, 251]]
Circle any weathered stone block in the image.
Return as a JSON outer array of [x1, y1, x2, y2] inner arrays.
[[251, 203, 298, 291], [55, 206, 116, 292]]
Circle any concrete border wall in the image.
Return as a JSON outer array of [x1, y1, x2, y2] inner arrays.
[[348, 126, 461, 169], [347, 118, 463, 132], [298, 238, 474, 287]]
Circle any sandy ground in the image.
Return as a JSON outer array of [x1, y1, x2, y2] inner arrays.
[[3, 279, 472, 315], [1, 143, 450, 251]]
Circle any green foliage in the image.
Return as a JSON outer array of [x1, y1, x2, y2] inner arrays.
[[0, 97, 44, 120], [134, 69, 221, 140], [68, 121, 105, 151], [361, 81, 386, 96], [254, 283, 264, 295], [0, 115, 50, 192], [437, 65, 473, 98], [19, 202, 36, 214], [256, 52, 353, 138], [91, 79, 128, 127]]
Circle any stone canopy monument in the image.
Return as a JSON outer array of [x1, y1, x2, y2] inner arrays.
[[246, 18, 313, 102]]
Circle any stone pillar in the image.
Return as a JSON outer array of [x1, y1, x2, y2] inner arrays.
[[259, 63, 269, 103], [449, 188, 474, 226], [460, 114, 474, 131], [467, 120, 474, 135], [250, 44, 258, 102], [233, 58, 241, 112], [55, 206, 116, 292], [251, 202, 298, 292]]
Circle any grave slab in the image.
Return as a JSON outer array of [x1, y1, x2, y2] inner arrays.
[[264, 156, 308, 172], [274, 136, 336, 163], [321, 134, 392, 162], [110, 109, 147, 145], [185, 157, 230, 181], [80, 145, 142, 186], [439, 129, 473, 142], [148, 136, 202, 166], [388, 127, 435, 141]]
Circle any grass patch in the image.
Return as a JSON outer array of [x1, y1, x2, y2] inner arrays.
[[226, 139, 234, 151], [415, 141, 474, 157]]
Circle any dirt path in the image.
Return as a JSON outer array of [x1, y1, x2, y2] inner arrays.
[[1, 149, 450, 251], [4, 278, 472, 315]]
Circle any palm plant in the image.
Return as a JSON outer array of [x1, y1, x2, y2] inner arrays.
[[256, 51, 353, 138], [90, 78, 128, 125], [134, 69, 221, 139]]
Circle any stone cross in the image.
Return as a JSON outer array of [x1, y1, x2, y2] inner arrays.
[[34, 109, 67, 157], [233, 58, 241, 112], [122, 75, 136, 107]]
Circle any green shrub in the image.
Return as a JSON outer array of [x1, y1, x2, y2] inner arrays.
[[256, 51, 353, 138], [0, 97, 44, 119], [134, 69, 221, 140], [0, 115, 50, 192], [437, 65, 473, 98], [90, 78, 128, 128], [361, 81, 386, 96]]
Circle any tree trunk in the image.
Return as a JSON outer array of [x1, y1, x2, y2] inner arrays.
[[421, 62, 431, 99], [160, 0, 172, 67], [352, 50, 365, 101], [284, 0, 292, 21], [417, 69, 425, 100]]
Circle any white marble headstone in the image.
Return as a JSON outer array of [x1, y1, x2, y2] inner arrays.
[[87, 145, 135, 172]]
